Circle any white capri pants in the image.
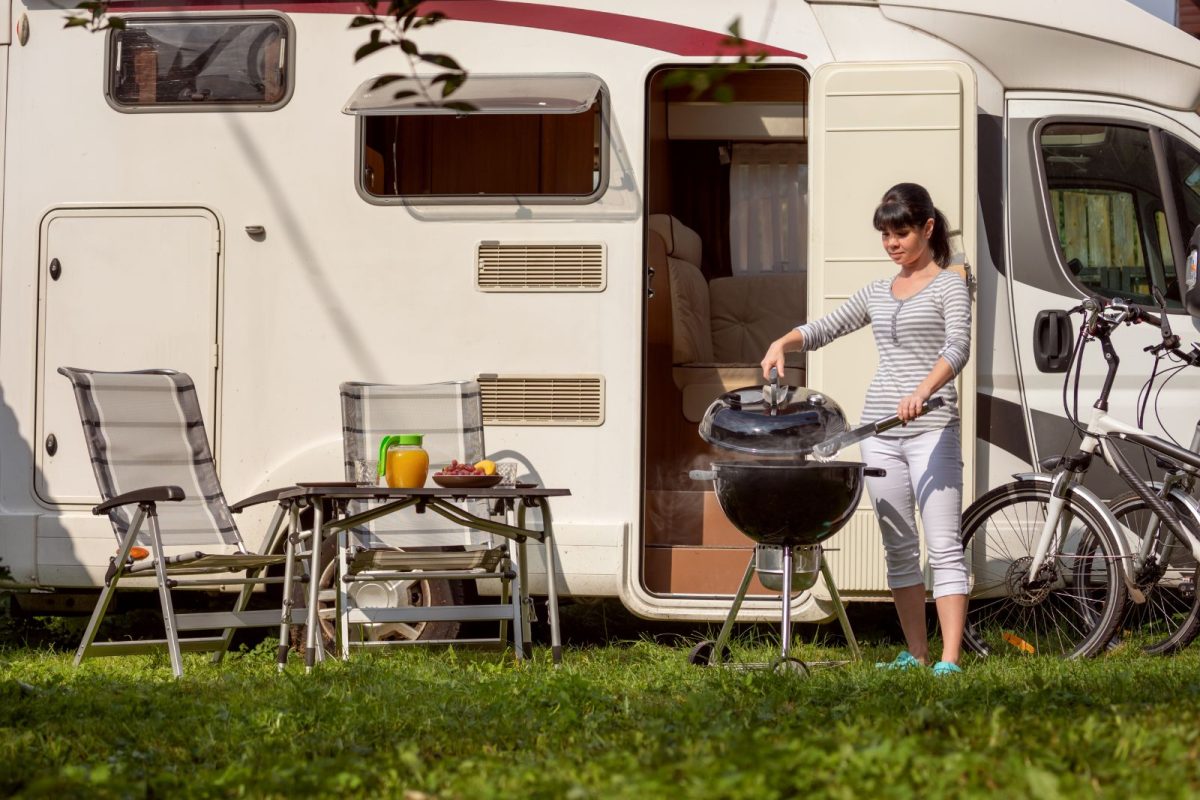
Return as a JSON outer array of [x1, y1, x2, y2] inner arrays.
[[857, 425, 970, 599]]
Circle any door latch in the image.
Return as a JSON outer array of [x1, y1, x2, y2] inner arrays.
[[1033, 309, 1074, 372]]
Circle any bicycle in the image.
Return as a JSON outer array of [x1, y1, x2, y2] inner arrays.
[[960, 296, 1200, 658], [1108, 395, 1200, 653]]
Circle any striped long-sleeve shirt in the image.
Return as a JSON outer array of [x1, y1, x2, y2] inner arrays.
[[796, 269, 971, 436]]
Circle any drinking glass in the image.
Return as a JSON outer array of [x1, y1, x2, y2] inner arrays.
[[354, 459, 380, 486], [496, 461, 519, 486]]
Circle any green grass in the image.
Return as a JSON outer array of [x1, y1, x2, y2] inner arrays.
[[3, 631, 1200, 799]]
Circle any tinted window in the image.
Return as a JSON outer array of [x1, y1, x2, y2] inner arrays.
[[1040, 124, 1173, 305], [108, 17, 291, 110], [361, 101, 602, 199]]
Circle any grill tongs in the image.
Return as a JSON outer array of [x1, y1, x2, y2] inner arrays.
[[812, 396, 947, 459]]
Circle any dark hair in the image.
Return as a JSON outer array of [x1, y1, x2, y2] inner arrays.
[[872, 182, 952, 268]]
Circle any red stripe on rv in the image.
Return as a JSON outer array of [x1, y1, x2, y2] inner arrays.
[[103, 1, 806, 58]]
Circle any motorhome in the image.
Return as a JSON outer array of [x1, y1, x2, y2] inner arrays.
[[2, 0, 1200, 632]]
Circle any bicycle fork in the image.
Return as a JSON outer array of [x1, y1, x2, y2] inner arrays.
[[1022, 468, 1148, 605]]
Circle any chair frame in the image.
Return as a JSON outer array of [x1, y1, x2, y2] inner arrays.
[[330, 381, 545, 661], [61, 367, 309, 678]]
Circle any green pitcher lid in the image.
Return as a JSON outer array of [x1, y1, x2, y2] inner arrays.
[[395, 434, 424, 445]]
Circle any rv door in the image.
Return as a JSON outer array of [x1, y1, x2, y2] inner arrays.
[[809, 61, 978, 592]]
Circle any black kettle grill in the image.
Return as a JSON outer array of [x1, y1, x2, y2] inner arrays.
[[688, 370, 942, 671]]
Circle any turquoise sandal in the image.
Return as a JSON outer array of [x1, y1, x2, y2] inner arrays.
[[931, 661, 962, 676], [875, 650, 924, 670]]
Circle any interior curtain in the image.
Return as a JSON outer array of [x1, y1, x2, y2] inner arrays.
[[729, 143, 807, 274]]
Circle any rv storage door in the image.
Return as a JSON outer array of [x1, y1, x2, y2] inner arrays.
[[809, 61, 978, 593], [35, 208, 221, 505]]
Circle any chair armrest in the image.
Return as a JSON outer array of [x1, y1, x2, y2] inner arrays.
[[93, 486, 186, 516], [230, 487, 292, 514]]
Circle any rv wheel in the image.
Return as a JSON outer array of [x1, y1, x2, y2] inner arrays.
[[289, 536, 464, 652]]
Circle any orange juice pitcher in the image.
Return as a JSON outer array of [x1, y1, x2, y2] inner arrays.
[[378, 434, 429, 489]]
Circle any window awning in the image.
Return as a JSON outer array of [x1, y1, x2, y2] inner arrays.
[[343, 73, 602, 116]]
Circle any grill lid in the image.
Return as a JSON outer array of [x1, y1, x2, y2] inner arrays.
[[698, 381, 847, 456]]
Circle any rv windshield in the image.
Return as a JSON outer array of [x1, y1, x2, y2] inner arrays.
[[1167, 134, 1200, 247]]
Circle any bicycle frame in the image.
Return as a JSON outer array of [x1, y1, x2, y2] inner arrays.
[[1024, 307, 1200, 597]]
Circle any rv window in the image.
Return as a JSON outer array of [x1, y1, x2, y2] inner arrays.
[[349, 75, 605, 202], [107, 16, 292, 111], [1040, 123, 1168, 306], [1166, 134, 1200, 251]]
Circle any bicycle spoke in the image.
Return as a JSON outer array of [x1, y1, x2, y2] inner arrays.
[[963, 484, 1123, 658]]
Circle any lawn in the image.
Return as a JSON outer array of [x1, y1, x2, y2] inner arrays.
[[3, 617, 1200, 800]]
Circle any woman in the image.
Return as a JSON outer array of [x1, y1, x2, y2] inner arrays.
[[761, 182, 971, 675]]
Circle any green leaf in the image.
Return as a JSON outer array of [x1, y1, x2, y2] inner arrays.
[[442, 101, 479, 113], [370, 74, 407, 90], [439, 73, 467, 98], [105, 16, 125, 29], [354, 40, 390, 62], [389, 90, 419, 101], [399, 38, 419, 55], [419, 53, 461, 71], [348, 16, 378, 28], [63, 16, 91, 28], [712, 84, 734, 104]]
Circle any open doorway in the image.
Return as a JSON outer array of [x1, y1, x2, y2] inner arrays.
[[642, 66, 810, 597]]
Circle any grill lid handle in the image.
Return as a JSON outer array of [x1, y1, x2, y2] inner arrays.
[[689, 470, 716, 481]]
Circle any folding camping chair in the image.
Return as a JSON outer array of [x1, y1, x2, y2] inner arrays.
[[332, 380, 525, 656], [59, 367, 307, 678]]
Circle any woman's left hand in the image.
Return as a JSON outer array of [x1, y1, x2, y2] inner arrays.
[[897, 390, 931, 423]]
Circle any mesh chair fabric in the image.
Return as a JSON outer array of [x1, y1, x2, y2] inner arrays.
[[340, 381, 488, 548], [58, 368, 241, 550]]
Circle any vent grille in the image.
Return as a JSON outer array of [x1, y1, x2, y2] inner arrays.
[[476, 243, 606, 291], [478, 375, 604, 425]]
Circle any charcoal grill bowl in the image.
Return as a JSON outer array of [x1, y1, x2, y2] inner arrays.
[[704, 459, 877, 546]]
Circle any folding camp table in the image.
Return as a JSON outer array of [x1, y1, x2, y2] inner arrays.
[[281, 484, 569, 669]]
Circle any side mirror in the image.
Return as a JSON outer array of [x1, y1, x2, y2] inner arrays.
[[1186, 224, 1200, 317]]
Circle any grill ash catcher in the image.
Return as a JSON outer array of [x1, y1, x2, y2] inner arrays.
[[688, 368, 944, 672]]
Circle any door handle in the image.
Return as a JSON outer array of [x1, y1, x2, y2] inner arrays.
[[1033, 309, 1074, 373]]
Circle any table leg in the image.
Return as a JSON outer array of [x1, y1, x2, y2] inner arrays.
[[538, 499, 563, 665], [509, 529, 527, 661], [337, 527, 350, 660], [517, 505, 535, 658], [306, 500, 325, 671]]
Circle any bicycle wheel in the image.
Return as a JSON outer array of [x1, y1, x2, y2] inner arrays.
[[961, 479, 1126, 659], [1109, 491, 1200, 655]]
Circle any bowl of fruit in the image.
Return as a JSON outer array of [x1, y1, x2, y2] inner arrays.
[[432, 459, 503, 488]]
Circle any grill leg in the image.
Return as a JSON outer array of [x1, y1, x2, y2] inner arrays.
[[711, 553, 756, 664], [820, 556, 860, 661], [780, 545, 793, 662]]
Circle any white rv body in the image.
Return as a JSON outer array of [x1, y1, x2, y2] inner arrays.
[[2, 0, 1199, 624]]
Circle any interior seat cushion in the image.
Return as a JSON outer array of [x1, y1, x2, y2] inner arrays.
[[648, 214, 703, 267], [668, 259, 714, 364], [709, 273, 806, 364]]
